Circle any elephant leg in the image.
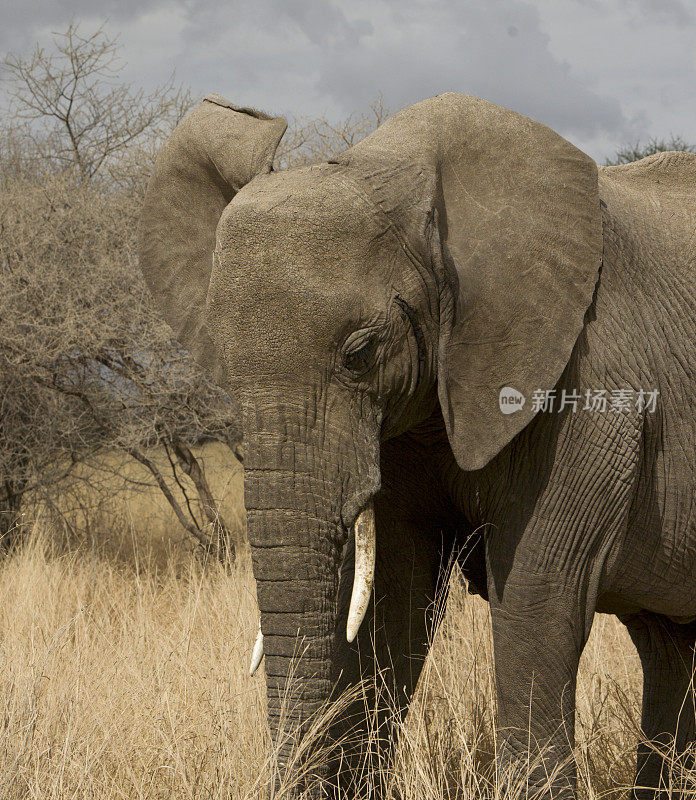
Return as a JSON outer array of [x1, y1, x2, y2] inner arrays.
[[488, 577, 588, 800], [327, 436, 457, 798], [482, 409, 642, 799], [623, 613, 696, 800]]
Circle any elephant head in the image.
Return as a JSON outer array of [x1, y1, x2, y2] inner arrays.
[[139, 92, 602, 779]]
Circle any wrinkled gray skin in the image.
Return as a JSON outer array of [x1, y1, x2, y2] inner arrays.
[[139, 92, 696, 799]]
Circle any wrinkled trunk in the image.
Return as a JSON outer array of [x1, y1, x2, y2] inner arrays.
[[244, 427, 348, 786], [241, 392, 381, 794]]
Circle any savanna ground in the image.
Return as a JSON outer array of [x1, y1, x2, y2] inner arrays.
[[1, 444, 689, 799]]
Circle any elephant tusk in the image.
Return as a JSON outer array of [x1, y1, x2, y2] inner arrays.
[[346, 501, 376, 643], [249, 625, 264, 676]]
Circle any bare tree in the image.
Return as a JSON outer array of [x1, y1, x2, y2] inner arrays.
[[0, 168, 241, 558], [605, 135, 696, 166], [276, 96, 391, 169], [0, 26, 238, 558], [3, 23, 192, 187]]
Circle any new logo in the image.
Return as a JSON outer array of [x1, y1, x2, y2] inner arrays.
[[499, 386, 526, 414]]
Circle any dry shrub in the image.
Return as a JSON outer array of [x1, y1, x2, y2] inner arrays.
[[32, 441, 246, 570], [0, 166, 241, 555]]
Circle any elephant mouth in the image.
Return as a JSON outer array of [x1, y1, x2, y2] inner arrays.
[[248, 498, 377, 676]]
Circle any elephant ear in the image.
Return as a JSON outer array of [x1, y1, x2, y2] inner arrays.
[[139, 94, 287, 379], [340, 93, 602, 470]]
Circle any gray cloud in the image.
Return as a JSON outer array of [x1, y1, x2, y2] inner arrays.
[[1, 0, 694, 162], [311, 0, 628, 141], [571, 0, 695, 26], [634, 0, 695, 25], [0, 0, 169, 48]]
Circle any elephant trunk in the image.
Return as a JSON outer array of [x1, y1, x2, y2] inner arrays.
[[241, 394, 381, 790], [243, 433, 348, 787]]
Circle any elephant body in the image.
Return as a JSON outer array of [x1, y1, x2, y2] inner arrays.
[[595, 161, 696, 620], [139, 93, 696, 798], [421, 156, 696, 797]]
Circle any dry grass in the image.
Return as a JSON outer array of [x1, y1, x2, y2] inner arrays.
[[0, 503, 659, 800], [1, 528, 265, 799]]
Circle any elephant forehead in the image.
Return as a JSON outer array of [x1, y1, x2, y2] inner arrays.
[[208, 171, 396, 352], [216, 166, 384, 256], [211, 171, 397, 315]]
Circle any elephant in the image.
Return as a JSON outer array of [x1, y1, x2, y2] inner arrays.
[[139, 91, 696, 798]]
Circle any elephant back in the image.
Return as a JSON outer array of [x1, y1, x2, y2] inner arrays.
[[599, 152, 696, 251]]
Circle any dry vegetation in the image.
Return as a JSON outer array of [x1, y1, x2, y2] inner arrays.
[[0, 25, 241, 557], [0, 476, 658, 799]]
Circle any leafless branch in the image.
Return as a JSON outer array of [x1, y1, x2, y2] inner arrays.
[[3, 22, 193, 188]]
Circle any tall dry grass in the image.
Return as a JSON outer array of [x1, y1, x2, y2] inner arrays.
[[1, 525, 264, 799], [0, 507, 662, 799]]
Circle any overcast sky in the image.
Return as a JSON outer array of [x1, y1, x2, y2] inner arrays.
[[1, 0, 694, 162]]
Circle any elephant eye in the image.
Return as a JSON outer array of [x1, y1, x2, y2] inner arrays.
[[341, 332, 378, 376]]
